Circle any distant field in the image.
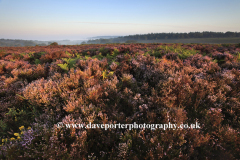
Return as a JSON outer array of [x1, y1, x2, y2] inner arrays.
[[136, 37, 240, 44]]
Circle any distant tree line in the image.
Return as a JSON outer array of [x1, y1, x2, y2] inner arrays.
[[86, 31, 240, 44], [120, 31, 240, 40], [0, 39, 47, 47]]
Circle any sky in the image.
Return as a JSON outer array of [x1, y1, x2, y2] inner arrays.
[[0, 0, 239, 41]]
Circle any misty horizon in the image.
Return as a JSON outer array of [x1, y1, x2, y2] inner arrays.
[[2, 31, 240, 42], [0, 0, 239, 41]]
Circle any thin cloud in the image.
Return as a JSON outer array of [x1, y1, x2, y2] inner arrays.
[[70, 21, 187, 28]]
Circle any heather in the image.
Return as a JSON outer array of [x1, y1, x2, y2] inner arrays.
[[0, 43, 240, 159]]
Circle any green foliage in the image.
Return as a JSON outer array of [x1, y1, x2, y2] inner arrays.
[[102, 70, 107, 80], [145, 49, 162, 58], [16, 94, 26, 100], [158, 45, 198, 59], [65, 51, 72, 57], [202, 52, 207, 56], [98, 47, 110, 56], [5, 108, 18, 117], [2, 106, 34, 137], [92, 54, 104, 60], [222, 43, 231, 47], [36, 52, 45, 56], [159, 45, 182, 53], [178, 49, 198, 59], [57, 63, 69, 72], [238, 52, 240, 61], [57, 57, 80, 72], [99, 47, 107, 53], [75, 53, 82, 58], [112, 49, 119, 56], [0, 120, 7, 134], [34, 59, 41, 65], [84, 55, 90, 60], [102, 70, 114, 80], [212, 59, 218, 63], [104, 49, 119, 65], [155, 58, 161, 63], [62, 57, 79, 68]]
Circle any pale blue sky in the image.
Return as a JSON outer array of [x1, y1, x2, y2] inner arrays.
[[0, 0, 239, 40]]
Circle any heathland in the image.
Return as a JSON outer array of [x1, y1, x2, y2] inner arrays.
[[0, 43, 240, 159]]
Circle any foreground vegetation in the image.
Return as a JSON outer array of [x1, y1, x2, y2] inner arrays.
[[0, 43, 240, 159]]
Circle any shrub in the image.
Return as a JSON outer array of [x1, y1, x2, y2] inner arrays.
[[49, 42, 58, 46]]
